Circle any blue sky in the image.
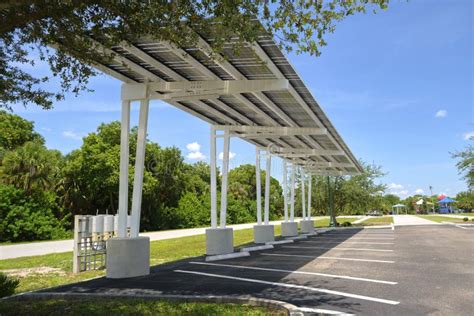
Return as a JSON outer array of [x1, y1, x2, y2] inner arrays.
[[11, 0, 473, 198]]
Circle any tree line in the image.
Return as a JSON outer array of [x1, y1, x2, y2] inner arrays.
[[1, 111, 472, 242]]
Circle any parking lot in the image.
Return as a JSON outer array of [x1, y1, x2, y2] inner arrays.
[[38, 225, 473, 315]]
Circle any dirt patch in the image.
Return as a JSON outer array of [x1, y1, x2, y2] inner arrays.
[[1, 267, 66, 277]]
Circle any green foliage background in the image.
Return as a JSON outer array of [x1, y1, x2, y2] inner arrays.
[[1, 111, 471, 242]]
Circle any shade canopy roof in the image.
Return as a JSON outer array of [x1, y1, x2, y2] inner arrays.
[[392, 204, 406, 208], [438, 197, 455, 204], [82, 27, 363, 175]]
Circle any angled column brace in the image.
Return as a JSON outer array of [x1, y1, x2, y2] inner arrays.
[[130, 99, 150, 237]]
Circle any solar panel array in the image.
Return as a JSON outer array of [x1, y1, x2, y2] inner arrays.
[[90, 30, 363, 175]]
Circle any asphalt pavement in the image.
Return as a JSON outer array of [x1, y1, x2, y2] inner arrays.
[[34, 225, 474, 315]]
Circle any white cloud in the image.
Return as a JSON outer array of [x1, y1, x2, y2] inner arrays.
[[186, 151, 206, 160], [219, 151, 236, 160], [186, 142, 201, 152], [462, 131, 474, 140], [435, 110, 447, 118], [388, 183, 404, 190], [62, 130, 83, 141], [41, 127, 52, 132], [415, 189, 424, 195], [393, 190, 409, 198], [185, 142, 205, 160]]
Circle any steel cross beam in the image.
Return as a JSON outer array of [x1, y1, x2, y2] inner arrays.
[[121, 79, 288, 101]]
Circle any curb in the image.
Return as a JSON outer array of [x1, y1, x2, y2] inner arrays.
[[3, 292, 308, 315]]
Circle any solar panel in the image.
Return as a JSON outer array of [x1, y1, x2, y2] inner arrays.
[[87, 29, 363, 175]]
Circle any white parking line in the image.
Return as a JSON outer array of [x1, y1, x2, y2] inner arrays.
[[301, 241, 394, 245], [260, 253, 395, 263], [189, 262, 397, 285], [283, 246, 394, 252], [297, 307, 354, 315], [174, 269, 400, 305], [316, 237, 395, 240]]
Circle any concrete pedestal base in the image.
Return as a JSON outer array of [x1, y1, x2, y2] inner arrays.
[[206, 228, 233, 255], [253, 224, 275, 244], [106, 236, 150, 279], [300, 220, 315, 234], [281, 222, 298, 237]]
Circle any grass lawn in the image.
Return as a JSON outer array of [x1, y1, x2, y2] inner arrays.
[[356, 216, 393, 226], [0, 298, 281, 316], [0, 225, 281, 294], [417, 215, 470, 223], [314, 216, 358, 227], [454, 213, 474, 217]]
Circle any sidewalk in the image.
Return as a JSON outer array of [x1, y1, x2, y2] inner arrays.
[[0, 219, 292, 260], [393, 215, 440, 226]]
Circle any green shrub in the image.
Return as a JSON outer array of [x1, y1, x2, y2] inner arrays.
[[341, 221, 352, 227], [463, 217, 468, 222], [0, 272, 19, 298], [0, 184, 69, 242]]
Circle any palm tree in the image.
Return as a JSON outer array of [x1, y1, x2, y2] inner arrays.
[[1, 141, 61, 194]]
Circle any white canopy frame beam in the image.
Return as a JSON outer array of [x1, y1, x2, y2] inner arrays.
[[301, 167, 306, 220], [263, 150, 272, 225], [121, 79, 288, 101], [307, 173, 312, 220], [290, 161, 296, 223], [117, 100, 131, 238], [256, 148, 262, 225], [219, 127, 231, 228], [130, 99, 150, 237], [283, 160, 289, 222]]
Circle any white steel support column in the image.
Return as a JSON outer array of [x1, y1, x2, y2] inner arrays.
[[117, 100, 131, 238], [210, 126, 217, 228], [264, 151, 271, 225], [256, 148, 262, 225], [219, 128, 231, 228], [130, 100, 150, 237], [301, 168, 306, 220], [283, 161, 288, 222], [307, 173, 312, 220], [290, 163, 296, 222]]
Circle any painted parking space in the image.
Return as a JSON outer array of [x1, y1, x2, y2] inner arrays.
[[37, 225, 473, 315]]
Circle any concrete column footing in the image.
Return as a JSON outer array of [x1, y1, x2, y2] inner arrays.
[[281, 222, 298, 237], [300, 220, 315, 234], [253, 224, 275, 244], [106, 236, 150, 279], [206, 227, 233, 255]]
